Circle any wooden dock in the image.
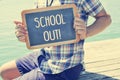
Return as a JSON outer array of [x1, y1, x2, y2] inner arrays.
[[78, 38, 120, 80]]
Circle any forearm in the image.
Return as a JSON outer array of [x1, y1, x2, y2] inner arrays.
[[86, 14, 111, 38]]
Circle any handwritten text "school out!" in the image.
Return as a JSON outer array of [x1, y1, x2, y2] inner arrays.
[[34, 14, 66, 42]]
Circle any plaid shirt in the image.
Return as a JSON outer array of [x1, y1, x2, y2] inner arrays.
[[38, 0, 103, 74]]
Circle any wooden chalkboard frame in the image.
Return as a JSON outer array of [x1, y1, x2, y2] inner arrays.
[[22, 4, 80, 49]]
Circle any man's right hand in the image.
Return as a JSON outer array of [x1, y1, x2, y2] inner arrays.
[[14, 21, 28, 42]]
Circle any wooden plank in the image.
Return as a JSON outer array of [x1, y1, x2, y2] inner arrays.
[[84, 39, 120, 63], [86, 58, 120, 69], [78, 72, 118, 80], [85, 53, 120, 63], [78, 39, 120, 80], [99, 69, 120, 78]]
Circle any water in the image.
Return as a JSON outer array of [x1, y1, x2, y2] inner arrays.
[[0, 0, 35, 64], [0, 0, 120, 79]]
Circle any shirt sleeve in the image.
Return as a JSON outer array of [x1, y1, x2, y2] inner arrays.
[[82, 0, 104, 16]]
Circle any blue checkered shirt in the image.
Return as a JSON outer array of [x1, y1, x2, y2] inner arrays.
[[38, 0, 103, 74]]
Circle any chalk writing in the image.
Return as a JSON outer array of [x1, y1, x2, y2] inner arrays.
[[34, 14, 66, 28], [21, 4, 77, 49], [43, 29, 61, 41]]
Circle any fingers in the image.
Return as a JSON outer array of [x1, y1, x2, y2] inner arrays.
[[16, 35, 26, 42], [14, 21, 27, 42], [15, 24, 27, 34], [14, 21, 23, 25], [74, 17, 85, 28], [15, 29, 27, 42], [74, 15, 87, 40], [14, 21, 25, 28]]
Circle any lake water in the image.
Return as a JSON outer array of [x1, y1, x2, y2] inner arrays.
[[0, 0, 120, 79]]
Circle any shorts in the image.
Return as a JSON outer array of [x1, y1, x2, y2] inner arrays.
[[15, 50, 83, 80]]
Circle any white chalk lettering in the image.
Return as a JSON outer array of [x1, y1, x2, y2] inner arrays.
[[56, 14, 61, 25], [40, 17, 46, 27], [50, 15, 56, 26], [43, 31, 49, 41], [43, 29, 62, 41], [34, 14, 66, 28], [45, 16, 51, 26], [34, 17, 40, 28]]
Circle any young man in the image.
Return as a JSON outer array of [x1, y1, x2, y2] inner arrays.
[[0, 0, 111, 80]]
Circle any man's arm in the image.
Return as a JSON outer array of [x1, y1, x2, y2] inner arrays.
[[86, 9, 112, 38]]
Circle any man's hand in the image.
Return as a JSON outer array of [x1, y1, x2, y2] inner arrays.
[[14, 21, 28, 42], [74, 14, 87, 41]]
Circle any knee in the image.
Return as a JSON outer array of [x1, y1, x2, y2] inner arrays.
[[0, 64, 16, 80], [0, 66, 8, 79], [0, 60, 19, 80]]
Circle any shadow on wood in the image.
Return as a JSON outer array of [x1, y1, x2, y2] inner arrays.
[[78, 71, 119, 80]]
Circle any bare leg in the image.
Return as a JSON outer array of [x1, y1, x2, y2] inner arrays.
[[0, 60, 21, 80]]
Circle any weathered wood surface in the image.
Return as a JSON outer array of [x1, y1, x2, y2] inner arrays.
[[78, 38, 120, 80]]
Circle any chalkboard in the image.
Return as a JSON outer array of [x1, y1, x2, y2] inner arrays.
[[22, 4, 80, 49]]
